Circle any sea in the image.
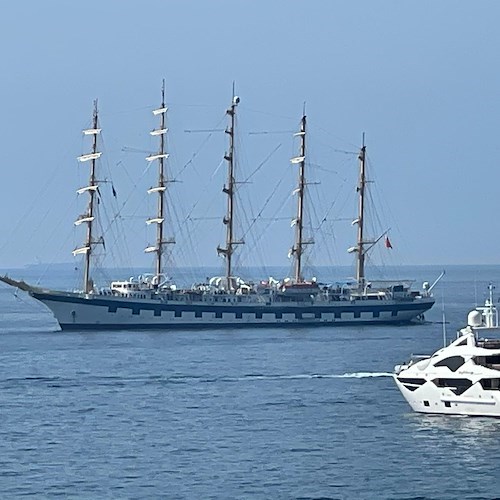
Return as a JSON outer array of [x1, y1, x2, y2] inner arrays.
[[0, 264, 499, 499]]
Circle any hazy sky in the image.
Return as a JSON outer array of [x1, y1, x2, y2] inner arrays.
[[1, 1, 499, 275]]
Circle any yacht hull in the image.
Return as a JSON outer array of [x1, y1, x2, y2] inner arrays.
[[31, 290, 434, 330], [394, 376, 500, 417]]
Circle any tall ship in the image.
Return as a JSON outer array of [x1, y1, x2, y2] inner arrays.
[[1, 85, 437, 330]]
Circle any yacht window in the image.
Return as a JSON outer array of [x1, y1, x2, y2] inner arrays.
[[444, 401, 451, 408], [432, 378, 472, 395], [398, 377, 426, 385], [473, 355, 500, 371], [479, 378, 500, 390], [397, 377, 426, 392], [434, 356, 465, 372]]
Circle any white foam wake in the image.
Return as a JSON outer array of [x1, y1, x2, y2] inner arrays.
[[334, 372, 393, 379], [237, 372, 392, 381]]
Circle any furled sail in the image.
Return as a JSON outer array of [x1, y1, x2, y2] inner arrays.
[[146, 153, 169, 162], [290, 156, 305, 164], [150, 128, 168, 136], [146, 218, 165, 225], [147, 186, 167, 194], [72, 246, 90, 256], [77, 185, 99, 195], [74, 215, 95, 226], [82, 128, 101, 135], [153, 107, 168, 115], [78, 152, 102, 162]]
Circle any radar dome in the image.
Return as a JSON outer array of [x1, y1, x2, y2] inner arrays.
[[467, 310, 482, 327]]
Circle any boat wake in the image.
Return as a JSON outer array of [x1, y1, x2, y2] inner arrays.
[[237, 372, 392, 381], [0, 371, 393, 390]]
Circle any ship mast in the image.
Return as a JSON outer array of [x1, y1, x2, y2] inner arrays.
[[145, 80, 174, 284], [74, 100, 102, 294], [290, 113, 308, 282], [217, 89, 242, 290], [355, 136, 367, 287]]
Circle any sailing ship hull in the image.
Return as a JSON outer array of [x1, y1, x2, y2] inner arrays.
[[31, 290, 434, 330]]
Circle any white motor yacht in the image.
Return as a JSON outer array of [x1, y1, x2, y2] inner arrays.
[[394, 284, 500, 416]]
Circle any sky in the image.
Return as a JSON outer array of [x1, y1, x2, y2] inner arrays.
[[1, 1, 500, 275]]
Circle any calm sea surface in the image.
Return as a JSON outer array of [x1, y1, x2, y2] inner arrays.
[[1, 265, 500, 499]]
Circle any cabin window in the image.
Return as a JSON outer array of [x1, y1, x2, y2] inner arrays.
[[275, 312, 282, 319], [256, 312, 263, 319], [398, 377, 426, 392], [473, 355, 500, 371], [444, 401, 451, 408], [434, 356, 465, 372], [236, 312, 243, 319], [479, 378, 500, 390], [215, 312, 223, 319], [195, 311, 202, 318], [398, 377, 426, 385], [432, 378, 472, 395], [373, 311, 380, 318], [154, 309, 161, 317], [175, 310, 182, 318], [423, 401, 430, 407]]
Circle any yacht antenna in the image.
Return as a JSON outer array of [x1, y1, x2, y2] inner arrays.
[[74, 100, 102, 294], [217, 84, 243, 290], [485, 283, 497, 328], [442, 291, 447, 347], [145, 80, 175, 284]]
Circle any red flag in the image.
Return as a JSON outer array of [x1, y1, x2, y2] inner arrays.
[[385, 236, 393, 249]]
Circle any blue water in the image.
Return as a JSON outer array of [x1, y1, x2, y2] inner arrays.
[[1, 265, 500, 499]]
